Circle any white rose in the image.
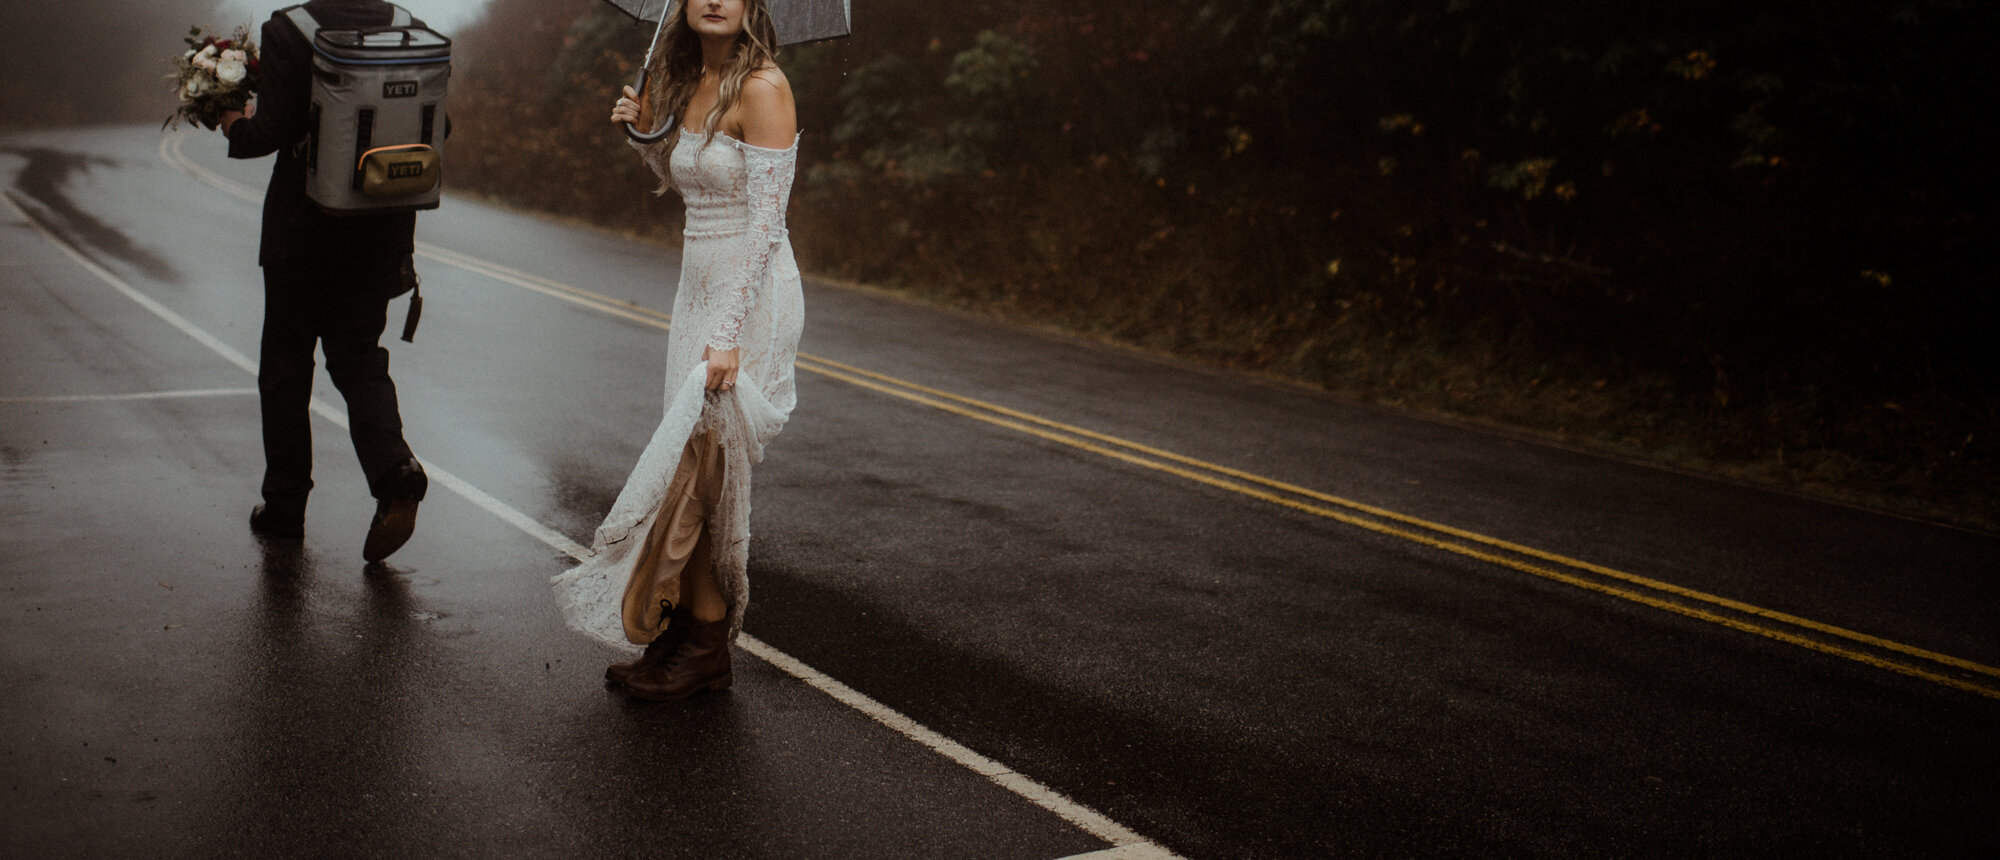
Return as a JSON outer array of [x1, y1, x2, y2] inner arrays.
[[182, 77, 209, 99], [216, 56, 247, 84], [222, 49, 247, 63]]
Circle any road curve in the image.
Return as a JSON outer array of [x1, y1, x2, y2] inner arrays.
[[2, 125, 1996, 858]]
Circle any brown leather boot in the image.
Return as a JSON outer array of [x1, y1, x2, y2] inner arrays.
[[605, 606, 695, 685], [621, 617, 732, 701]]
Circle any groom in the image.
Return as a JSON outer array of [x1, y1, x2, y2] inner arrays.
[[217, 0, 432, 561]]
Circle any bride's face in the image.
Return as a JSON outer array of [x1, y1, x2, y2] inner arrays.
[[685, 0, 746, 39]]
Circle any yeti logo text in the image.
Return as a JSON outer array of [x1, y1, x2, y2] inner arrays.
[[388, 161, 426, 180], [383, 81, 419, 98]]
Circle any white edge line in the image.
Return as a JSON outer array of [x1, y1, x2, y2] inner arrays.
[[47, 139, 1189, 860], [4, 189, 258, 376], [738, 636, 1160, 851]]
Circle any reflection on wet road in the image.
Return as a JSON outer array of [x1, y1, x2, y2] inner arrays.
[[6, 146, 179, 283], [213, 545, 438, 848], [3, 125, 1997, 859]]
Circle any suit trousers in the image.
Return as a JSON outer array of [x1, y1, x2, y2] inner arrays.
[[257, 258, 417, 510]]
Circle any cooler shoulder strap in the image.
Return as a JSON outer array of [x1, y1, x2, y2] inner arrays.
[[286, 5, 411, 38], [283, 5, 319, 41]]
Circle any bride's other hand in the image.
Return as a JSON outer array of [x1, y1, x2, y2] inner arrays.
[[610, 85, 644, 127], [702, 346, 741, 392]]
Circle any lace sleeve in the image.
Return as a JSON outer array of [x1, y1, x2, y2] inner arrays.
[[708, 137, 797, 352], [628, 135, 672, 183]]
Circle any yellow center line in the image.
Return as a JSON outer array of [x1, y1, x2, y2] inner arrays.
[[797, 354, 2000, 683], [415, 241, 674, 325], [795, 359, 2000, 699], [159, 129, 2000, 700]]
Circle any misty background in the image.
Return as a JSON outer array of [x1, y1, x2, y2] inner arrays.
[[2, 0, 1995, 530], [0, 1, 490, 127]]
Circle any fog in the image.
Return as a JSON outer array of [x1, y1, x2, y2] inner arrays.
[[0, 1, 491, 128]]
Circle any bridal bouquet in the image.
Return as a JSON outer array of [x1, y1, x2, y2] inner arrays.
[[165, 24, 261, 130]]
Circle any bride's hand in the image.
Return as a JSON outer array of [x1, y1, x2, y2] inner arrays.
[[610, 85, 643, 127], [703, 346, 740, 392]]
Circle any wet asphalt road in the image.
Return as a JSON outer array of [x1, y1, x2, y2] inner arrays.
[[3, 125, 1997, 859]]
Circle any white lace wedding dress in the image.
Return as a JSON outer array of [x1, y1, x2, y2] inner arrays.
[[551, 127, 804, 650]]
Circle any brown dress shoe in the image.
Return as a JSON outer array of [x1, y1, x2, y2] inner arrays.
[[621, 617, 732, 701], [363, 458, 428, 562], [362, 498, 418, 561], [606, 606, 696, 685]]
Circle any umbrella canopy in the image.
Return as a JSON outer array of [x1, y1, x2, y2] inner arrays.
[[604, 0, 849, 141], [602, 0, 852, 47]]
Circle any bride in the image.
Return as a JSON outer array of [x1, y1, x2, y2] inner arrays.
[[552, 0, 802, 701]]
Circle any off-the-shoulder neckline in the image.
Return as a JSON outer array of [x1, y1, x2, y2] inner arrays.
[[680, 126, 799, 153]]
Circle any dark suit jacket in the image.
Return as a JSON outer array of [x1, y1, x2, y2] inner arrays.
[[226, 0, 428, 267]]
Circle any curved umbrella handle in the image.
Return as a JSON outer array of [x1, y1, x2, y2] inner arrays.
[[623, 67, 675, 144]]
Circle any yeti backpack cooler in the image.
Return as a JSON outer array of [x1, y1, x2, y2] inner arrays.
[[289, 4, 450, 215]]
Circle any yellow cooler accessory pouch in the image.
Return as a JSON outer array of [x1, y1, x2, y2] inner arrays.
[[358, 144, 440, 197]]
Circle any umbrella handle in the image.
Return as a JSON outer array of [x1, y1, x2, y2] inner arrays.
[[624, 66, 674, 144]]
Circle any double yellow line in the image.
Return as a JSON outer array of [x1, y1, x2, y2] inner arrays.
[[788, 356, 2000, 700], [160, 131, 2000, 701]]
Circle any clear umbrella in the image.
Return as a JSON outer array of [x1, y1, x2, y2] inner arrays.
[[602, 0, 852, 141]]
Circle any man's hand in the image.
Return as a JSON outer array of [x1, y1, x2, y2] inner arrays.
[[219, 101, 256, 134]]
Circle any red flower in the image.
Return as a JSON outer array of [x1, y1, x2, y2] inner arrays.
[[216, 39, 233, 49]]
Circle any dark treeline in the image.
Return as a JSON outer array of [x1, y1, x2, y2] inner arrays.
[[450, 0, 1998, 525]]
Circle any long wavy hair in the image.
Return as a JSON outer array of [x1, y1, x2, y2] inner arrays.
[[643, 0, 781, 192]]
